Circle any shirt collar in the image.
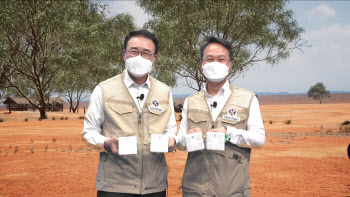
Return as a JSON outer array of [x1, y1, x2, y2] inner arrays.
[[203, 80, 231, 98], [124, 70, 151, 89]]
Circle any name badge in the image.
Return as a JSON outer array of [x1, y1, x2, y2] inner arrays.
[[222, 108, 240, 121], [150, 134, 169, 153], [118, 136, 137, 155], [148, 99, 163, 112]]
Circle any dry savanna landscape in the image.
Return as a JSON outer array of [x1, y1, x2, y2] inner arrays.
[[0, 94, 349, 197]]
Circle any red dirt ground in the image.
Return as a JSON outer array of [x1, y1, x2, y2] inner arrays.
[[0, 103, 349, 197]]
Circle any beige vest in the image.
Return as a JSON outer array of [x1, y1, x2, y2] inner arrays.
[[95, 70, 172, 194], [182, 84, 255, 197]]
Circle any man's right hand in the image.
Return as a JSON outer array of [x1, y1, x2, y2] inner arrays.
[[187, 128, 203, 135], [104, 138, 119, 155]]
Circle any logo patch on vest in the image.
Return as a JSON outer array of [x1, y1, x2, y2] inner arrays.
[[222, 108, 240, 121], [148, 99, 163, 112]]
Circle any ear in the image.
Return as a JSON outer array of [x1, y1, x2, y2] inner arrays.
[[122, 50, 126, 62], [152, 55, 158, 67], [229, 60, 234, 72]]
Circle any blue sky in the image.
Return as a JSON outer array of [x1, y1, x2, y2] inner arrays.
[[104, 1, 350, 95]]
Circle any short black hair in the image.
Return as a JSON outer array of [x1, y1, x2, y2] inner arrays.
[[200, 36, 233, 61], [124, 30, 159, 54]]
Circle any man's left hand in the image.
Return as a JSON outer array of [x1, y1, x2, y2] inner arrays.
[[210, 127, 227, 134], [168, 137, 176, 152]]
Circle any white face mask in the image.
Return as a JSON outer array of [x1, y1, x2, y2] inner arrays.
[[125, 55, 154, 77], [202, 61, 230, 82]]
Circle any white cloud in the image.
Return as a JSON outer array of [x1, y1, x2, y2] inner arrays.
[[306, 5, 336, 21], [232, 23, 350, 93], [103, 1, 150, 28]]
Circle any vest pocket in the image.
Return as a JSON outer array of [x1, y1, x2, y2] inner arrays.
[[108, 102, 133, 114], [107, 102, 135, 135], [148, 104, 170, 134], [188, 112, 209, 134]]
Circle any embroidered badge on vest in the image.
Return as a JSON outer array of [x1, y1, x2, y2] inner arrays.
[[149, 99, 163, 112], [222, 108, 240, 121]]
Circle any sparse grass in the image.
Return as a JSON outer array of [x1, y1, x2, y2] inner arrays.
[[14, 146, 19, 153], [79, 116, 85, 119], [30, 138, 33, 143], [284, 119, 292, 125], [52, 117, 55, 120], [68, 145, 72, 150], [25, 118, 28, 122], [52, 138, 57, 143], [38, 118, 42, 121], [60, 117, 64, 120], [315, 125, 324, 132], [45, 145, 48, 151], [269, 120, 273, 124], [65, 117, 68, 120], [29, 147, 34, 154]]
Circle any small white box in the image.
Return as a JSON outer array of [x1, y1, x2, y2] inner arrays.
[[118, 136, 137, 155], [206, 132, 225, 151], [150, 134, 169, 153], [185, 132, 205, 152]]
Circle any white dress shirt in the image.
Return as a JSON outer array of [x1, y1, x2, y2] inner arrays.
[[177, 81, 265, 148], [82, 71, 177, 146]]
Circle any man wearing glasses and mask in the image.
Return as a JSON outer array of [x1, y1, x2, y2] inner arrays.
[[176, 36, 265, 197], [83, 30, 177, 197]]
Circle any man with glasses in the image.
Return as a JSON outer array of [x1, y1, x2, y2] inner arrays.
[[83, 30, 177, 197], [176, 36, 265, 197]]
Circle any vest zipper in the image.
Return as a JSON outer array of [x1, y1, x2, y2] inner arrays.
[[140, 112, 144, 194]]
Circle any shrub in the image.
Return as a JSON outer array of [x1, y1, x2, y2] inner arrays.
[[52, 138, 57, 143], [25, 118, 28, 122], [269, 120, 273, 124], [29, 147, 34, 154], [0, 118, 3, 122], [79, 116, 85, 120], [60, 117, 64, 120], [65, 117, 68, 120], [339, 124, 350, 134], [284, 119, 292, 124], [52, 117, 55, 120], [38, 118, 42, 121], [341, 120, 350, 125], [45, 145, 48, 151], [30, 139, 33, 143]]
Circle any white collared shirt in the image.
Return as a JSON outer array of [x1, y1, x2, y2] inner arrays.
[[82, 71, 177, 146], [176, 80, 265, 148]]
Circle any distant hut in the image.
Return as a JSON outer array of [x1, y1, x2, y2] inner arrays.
[[47, 97, 64, 111], [3, 97, 33, 111], [3, 97, 64, 112]]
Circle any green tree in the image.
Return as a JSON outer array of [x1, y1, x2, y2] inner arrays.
[[138, 0, 306, 91], [307, 82, 330, 104], [56, 7, 136, 113], [0, 1, 132, 118]]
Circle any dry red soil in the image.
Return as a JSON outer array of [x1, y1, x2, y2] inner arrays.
[[0, 103, 349, 197]]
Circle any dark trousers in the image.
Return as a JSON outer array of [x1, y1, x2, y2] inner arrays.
[[97, 190, 166, 197]]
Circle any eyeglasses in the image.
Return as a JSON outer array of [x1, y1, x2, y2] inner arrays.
[[127, 49, 154, 59]]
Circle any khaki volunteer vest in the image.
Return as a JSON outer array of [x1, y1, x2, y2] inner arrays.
[[95, 70, 172, 195], [182, 84, 255, 197]]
